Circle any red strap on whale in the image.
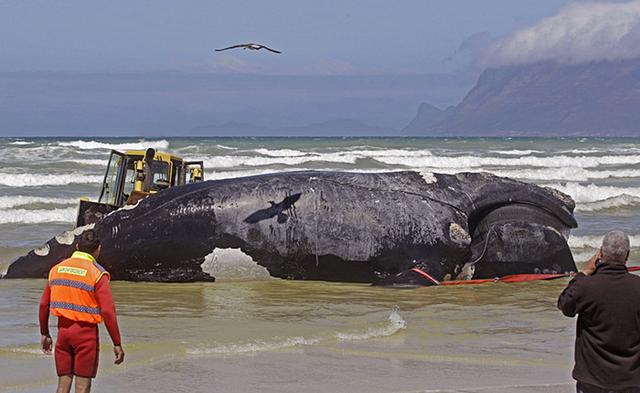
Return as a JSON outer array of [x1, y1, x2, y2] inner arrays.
[[411, 268, 440, 285], [439, 265, 640, 286]]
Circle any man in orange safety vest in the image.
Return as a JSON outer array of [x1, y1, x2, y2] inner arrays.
[[39, 229, 124, 393]]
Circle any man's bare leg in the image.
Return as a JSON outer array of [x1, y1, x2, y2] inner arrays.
[[55, 376, 73, 393], [74, 377, 92, 393]]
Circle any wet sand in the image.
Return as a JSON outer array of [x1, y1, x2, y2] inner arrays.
[[3, 347, 575, 393]]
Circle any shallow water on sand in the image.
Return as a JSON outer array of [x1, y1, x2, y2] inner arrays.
[[1, 278, 580, 392]]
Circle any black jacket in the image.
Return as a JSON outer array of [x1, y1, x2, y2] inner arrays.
[[558, 263, 640, 390]]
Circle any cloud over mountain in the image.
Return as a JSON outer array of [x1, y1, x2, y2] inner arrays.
[[482, 0, 640, 67]]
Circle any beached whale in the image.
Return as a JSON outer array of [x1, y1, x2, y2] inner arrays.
[[4, 171, 578, 284]]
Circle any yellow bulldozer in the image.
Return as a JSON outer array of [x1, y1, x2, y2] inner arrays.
[[76, 148, 204, 227]]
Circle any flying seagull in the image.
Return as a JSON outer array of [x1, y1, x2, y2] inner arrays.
[[215, 43, 282, 54]]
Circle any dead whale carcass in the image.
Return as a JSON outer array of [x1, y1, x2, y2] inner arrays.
[[4, 171, 578, 284]]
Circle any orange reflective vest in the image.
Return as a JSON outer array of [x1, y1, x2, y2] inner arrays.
[[48, 251, 110, 324]]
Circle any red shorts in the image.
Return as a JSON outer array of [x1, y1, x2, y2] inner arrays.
[[55, 317, 99, 378]]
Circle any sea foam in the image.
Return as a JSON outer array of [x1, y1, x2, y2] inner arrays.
[[0, 196, 76, 209], [375, 154, 640, 168], [8, 141, 34, 146], [550, 183, 640, 204], [489, 149, 544, 155], [188, 336, 321, 355], [0, 173, 103, 187], [576, 194, 640, 212], [0, 207, 76, 224], [188, 309, 406, 355], [569, 234, 640, 249], [57, 139, 169, 150]]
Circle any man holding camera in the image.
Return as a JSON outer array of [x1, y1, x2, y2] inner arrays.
[[558, 230, 640, 393]]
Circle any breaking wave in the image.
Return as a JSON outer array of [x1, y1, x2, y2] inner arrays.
[[188, 336, 321, 355], [0, 196, 76, 209], [66, 159, 109, 166], [489, 167, 640, 181], [489, 149, 543, 155], [0, 173, 103, 187], [559, 149, 604, 154], [569, 234, 640, 249], [199, 154, 358, 168], [216, 144, 238, 150], [576, 194, 640, 212], [195, 150, 640, 174], [407, 167, 640, 182], [375, 154, 640, 168], [550, 183, 640, 204], [0, 208, 76, 224], [57, 139, 169, 150], [252, 148, 309, 157], [8, 141, 34, 145], [188, 309, 406, 355]]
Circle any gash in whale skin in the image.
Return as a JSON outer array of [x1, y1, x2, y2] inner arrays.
[[4, 171, 578, 285]]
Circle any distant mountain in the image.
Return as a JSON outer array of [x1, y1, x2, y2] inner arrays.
[[402, 103, 448, 136], [403, 58, 640, 136], [190, 118, 393, 136]]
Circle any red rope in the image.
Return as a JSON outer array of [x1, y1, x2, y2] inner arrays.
[[439, 264, 640, 286], [410, 268, 440, 285]]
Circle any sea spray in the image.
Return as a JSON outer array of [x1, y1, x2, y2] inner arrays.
[[335, 308, 407, 341]]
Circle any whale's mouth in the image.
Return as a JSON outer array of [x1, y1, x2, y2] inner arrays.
[[466, 203, 577, 278]]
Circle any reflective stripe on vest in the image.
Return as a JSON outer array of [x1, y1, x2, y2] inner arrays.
[[49, 301, 101, 315], [49, 279, 95, 292], [48, 251, 110, 324]]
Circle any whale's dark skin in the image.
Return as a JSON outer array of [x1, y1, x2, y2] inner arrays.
[[4, 171, 578, 284]]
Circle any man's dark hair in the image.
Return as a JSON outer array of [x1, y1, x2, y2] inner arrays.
[[144, 148, 155, 161], [77, 229, 100, 254]]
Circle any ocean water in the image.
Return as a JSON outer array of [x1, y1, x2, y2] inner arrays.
[[0, 137, 639, 392]]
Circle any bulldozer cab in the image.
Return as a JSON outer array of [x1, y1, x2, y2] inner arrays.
[[76, 148, 204, 227]]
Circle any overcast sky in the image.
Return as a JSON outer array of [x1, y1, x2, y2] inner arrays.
[[2, 1, 637, 135], [0, 0, 567, 75]]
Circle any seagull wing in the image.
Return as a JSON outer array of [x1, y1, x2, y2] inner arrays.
[[215, 44, 248, 52], [261, 45, 282, 54]]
